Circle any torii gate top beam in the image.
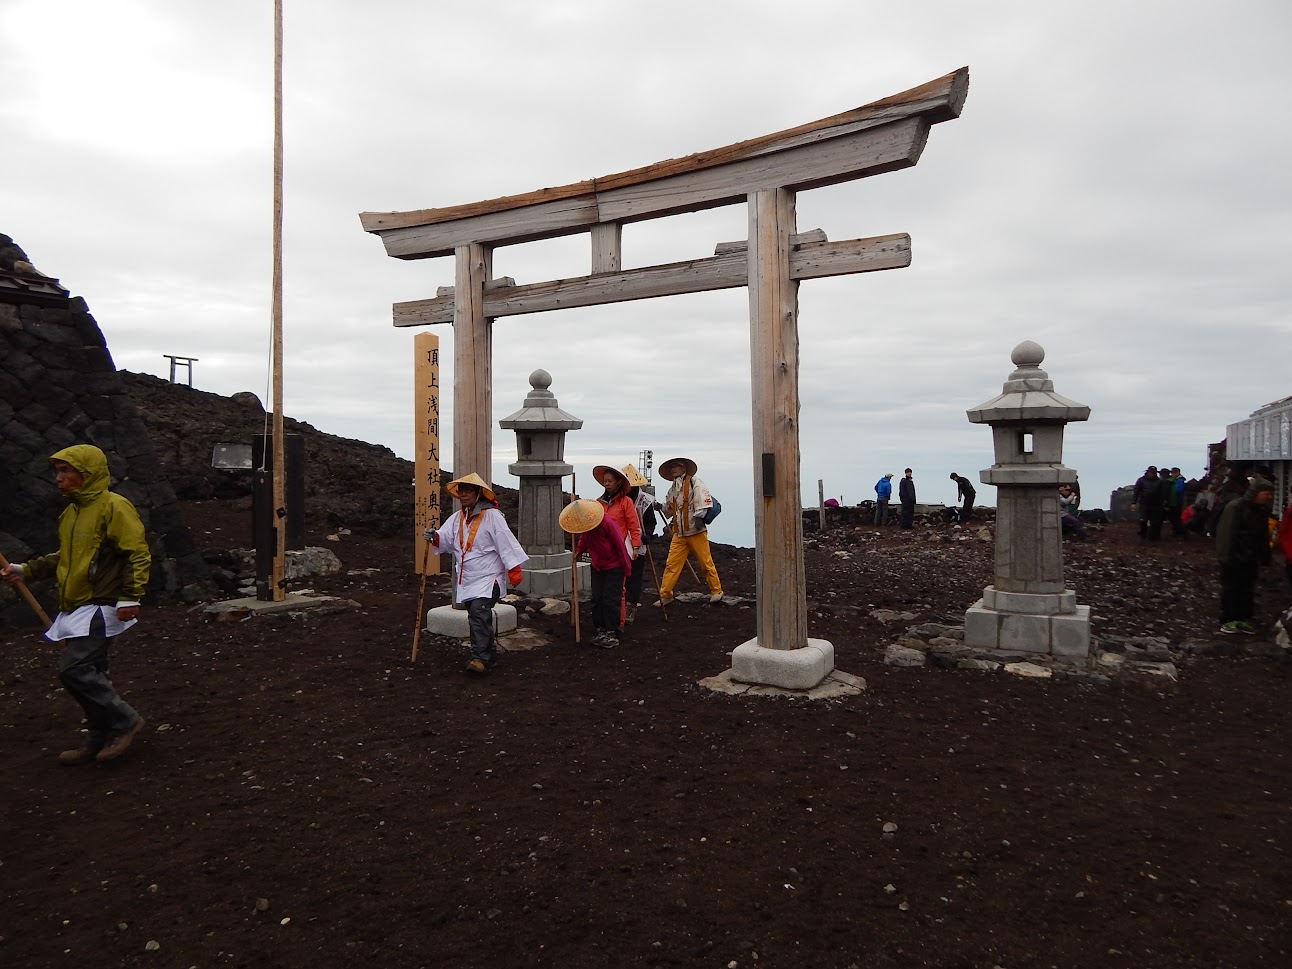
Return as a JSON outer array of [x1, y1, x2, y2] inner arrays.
[[359, 68, 968, 260]]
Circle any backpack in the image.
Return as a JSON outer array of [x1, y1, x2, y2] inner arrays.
[[701, 497, 722, 525]]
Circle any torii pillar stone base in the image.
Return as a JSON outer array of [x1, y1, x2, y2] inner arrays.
[[731, 638, 836, 691]]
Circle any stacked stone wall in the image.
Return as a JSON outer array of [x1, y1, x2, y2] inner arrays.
[[0, 233, 210, 629]]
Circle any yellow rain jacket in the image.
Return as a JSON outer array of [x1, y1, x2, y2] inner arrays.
[[21, 445, 151, 611]]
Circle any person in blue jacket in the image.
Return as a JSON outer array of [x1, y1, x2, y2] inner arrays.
[[873, 473, 894, 525]]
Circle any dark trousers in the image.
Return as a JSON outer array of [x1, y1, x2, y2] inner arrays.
[[465, 587, 502, 665], [874, 498, 890, 525], [1138, 506, 1164, 540], [960, 498, 975, 522], [590, 567, 625, 637], [1165, 505, 1184, 537], [59, 610, 140, 745], [1219, 562, 1259, 624], [625, 551, 647, 606], [899, 500, 915, 528]]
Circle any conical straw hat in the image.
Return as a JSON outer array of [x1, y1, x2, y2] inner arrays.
[[558, 498, 605, 534], [592, 465, 629, 490], [658, 457, 697, 481], [446, 472, 496, 502], [620, 464, 649, 488]]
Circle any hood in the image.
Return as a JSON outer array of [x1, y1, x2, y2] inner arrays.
[[1246, 477, 1275, 499], [50, 444, 110, 505]]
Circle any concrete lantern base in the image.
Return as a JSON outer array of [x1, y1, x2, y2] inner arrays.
[[730, 638, 835, 690], [425, 603, 518, 638], [516, 552, 590, 597], [964, 596, 1091, 660]]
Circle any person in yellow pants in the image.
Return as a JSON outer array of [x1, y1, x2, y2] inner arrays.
[[654, 456, 723, 605]]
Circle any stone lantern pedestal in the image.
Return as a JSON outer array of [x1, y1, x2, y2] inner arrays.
[[499, 370, 588, 596], [963, 341, 1092, 661]]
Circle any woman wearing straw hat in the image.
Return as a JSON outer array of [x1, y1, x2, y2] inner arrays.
[[621, 463, 659, 623], [655, 456, 723, 606], [560, 498, 632, 648], [594, 464, 643, 628], [423, 473, 528, 675]]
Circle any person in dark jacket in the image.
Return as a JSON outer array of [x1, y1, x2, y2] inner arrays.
[[949, 472, 976, 523], [1132, 465, 1166, 541], [1214, 477, 1275, 635], [898, 468, 916, 529]]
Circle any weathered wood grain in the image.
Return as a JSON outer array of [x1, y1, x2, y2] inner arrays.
[[392, 233, 910, 326]]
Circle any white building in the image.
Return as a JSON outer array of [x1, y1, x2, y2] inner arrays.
[[1226, 395, 1292, 507]]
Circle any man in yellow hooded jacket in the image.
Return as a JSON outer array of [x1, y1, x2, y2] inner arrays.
[[1, 444, 151, 764]]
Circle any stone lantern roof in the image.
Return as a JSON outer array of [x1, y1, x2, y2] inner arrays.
[[966, 340, 1090, 425], [499, 370, 583, 430]]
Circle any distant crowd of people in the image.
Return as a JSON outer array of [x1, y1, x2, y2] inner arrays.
[[1134, 462, 1290, 635]]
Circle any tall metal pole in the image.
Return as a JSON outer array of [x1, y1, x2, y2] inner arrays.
[[270, 0, 286, 601]]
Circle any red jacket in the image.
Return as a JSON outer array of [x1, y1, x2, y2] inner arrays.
[[575, 518, 632, 573]]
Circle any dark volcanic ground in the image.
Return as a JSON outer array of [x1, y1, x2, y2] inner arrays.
[[1, 487, 1290, 968]]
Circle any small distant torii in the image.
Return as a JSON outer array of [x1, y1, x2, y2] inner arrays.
[[360, 68, 968, 687]]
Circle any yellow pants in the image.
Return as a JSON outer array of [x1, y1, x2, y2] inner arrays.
[[658, 531, 722, 599]]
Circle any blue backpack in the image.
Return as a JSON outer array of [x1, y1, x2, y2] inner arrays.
[[701, 497, 722, 525]]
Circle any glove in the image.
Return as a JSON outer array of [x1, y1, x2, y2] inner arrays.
[[423, 528, 439, 544], [635, 546, 646, 558], [507, 565, 523, 586]]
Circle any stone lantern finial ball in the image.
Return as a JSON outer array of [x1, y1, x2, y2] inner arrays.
[[529, 369, 553, 390], [1010, 341, 1045, 368]]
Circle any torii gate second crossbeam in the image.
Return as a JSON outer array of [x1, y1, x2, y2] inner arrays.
[[360, 68, 969, 689]]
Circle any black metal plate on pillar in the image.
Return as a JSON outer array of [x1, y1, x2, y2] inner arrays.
[[762, 452, 776, 497]]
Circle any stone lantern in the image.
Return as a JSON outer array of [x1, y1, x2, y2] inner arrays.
[[963, 341, 1092, 660], [499, 369, 587, 596]]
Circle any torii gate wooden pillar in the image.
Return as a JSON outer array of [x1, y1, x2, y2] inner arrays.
[[361, 68, 968, 689]]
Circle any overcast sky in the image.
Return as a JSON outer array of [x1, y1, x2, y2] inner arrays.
[[3, 0, 1289, 547]]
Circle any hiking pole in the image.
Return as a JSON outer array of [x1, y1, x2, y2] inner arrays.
[[569, 544, 582, 643], [410, 540, 432, 663], [645, 545, 667, 622], [0, 551, 52, 630]]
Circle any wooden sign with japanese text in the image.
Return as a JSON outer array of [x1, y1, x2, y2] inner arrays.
[[413, 332, 441, 574]]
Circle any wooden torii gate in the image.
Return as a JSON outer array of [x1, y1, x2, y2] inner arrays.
[[361, 68, 968, 688]]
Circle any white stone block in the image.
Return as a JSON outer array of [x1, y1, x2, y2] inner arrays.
[[1051, 605, 1092, 658], [425, 603, 518, 638], [963, 602, 1001, 649], [730, 638, 835, 690], [982, 587, 1075, 615], [998, 612, 1052, 653]]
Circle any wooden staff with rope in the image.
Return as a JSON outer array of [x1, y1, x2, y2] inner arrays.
[[0, 551, 52, 630], [410, 539, 432, 663]]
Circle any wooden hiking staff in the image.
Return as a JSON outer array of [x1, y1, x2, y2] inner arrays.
[[567, 472, 581, 643], [0, 551, 52, 630], [645, 544, 667, 622], [410, 540, 432, 663]]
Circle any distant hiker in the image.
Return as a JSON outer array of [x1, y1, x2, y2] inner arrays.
[[594, 464, 642, 630], [424, 473, 527, 675], [562, 498, 632, 648], [949, 472, 976, 523], [654, 457, 723, 605], [874, 473, 894, 525], [1132, 465, 1166, 541], [0, 445, 150, 765], [1214, 477, 1275, 635], [1058, 484, 1087, 540], [621, 464, 658, 624], [1208, 466, 1250, 537], [898, 468, 917, 529], [1162, 466, 1186, 538]]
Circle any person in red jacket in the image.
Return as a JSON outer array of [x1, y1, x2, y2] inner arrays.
[[1278, 500, 1292, 594], [594, 464, 643, 628], [560, 499, 632, 648]]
